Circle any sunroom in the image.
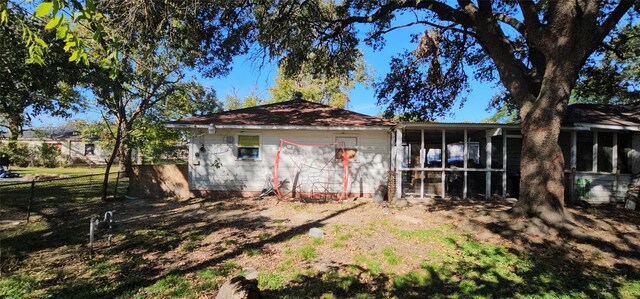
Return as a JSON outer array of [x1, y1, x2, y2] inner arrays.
[[391, 122, 639, 204]]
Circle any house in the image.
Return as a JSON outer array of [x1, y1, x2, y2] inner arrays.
[[0, 125, 109, 165], [166, 99, 395, 198], [168, 100, 640, 204]]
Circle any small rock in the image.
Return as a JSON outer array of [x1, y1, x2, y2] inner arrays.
[[215, 276, 261, 299], [243, 267, 258, 280], [505, 198, 518, 204], [309, 227, 324, 238]]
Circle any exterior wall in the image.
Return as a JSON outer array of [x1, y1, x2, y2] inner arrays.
[[0, 139, 109, 165], [570, 172, 631, 204], [188, 129, 391, 198], [570, 132, 640, 204]]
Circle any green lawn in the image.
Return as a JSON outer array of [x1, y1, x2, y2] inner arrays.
[[10, 166, 116, 176]]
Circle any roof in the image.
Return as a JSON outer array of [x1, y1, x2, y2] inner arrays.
[[0, 124, 97, 141], [562, 102, 640, 127], [168, 100, 395, 128]]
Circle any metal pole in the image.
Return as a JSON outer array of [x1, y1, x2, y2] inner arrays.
[[89, 216, 98, 258], [26, 180, 35, 223]]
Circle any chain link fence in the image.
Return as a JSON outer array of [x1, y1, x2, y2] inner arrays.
[[0, 172, 129, 223]]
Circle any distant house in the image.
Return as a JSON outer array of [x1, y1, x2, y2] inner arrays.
[[0, 125, 109, 165], [168, 100, 639, 204]]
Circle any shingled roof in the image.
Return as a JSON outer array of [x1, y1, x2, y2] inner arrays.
[[168, 100, 395, 128], [562, 102, 640, 127]]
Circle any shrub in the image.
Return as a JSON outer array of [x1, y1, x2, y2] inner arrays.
[[36, 143, 61, 168], [0, 142, 33, 167]]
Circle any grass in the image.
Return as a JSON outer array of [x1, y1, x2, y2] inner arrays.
[[10, 166, 114, 176], [2, 199, 639, 299]]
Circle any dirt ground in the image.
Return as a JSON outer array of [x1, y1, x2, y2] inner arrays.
[[2, 196, 640, 298]]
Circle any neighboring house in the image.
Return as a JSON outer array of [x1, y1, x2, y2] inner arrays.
[[0, 126, 109, 165], [169, 100, 640, 204]]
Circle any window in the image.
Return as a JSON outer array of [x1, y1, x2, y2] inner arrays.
[[335, 136, 357, 161], [618, 133, 632, 174], [597, 132, 614, 172], [237, 135, 260, 160], [576, 132, 593, 171], [84, 143, 95, 156]]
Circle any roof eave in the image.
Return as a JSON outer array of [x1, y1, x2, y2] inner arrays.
[[165, 123, 393, 131]]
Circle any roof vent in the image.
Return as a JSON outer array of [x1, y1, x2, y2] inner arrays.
[[293, 91, 303, 102]]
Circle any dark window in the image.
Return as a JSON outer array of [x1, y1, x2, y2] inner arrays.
[[576, 132, 593, 171], [237, 135, 260, 159], [618, 133, 632, 174], [597, 132, 614, 172], [85, 143, 95, 156]]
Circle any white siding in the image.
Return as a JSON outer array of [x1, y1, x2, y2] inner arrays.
[[573, 173, 631, 204], [188, 129, 391, 195]]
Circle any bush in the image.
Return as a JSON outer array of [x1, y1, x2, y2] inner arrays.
[[37, 143, 61, 168], [0, 142, 33, 167]]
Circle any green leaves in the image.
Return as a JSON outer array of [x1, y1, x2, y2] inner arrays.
[[45, 15, 63, 30], [34, 2, 54, 17], [56, 25, 68, 39], [1, 9, 8, 25]]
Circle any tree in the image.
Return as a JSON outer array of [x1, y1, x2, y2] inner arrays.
[[0, 5, 84, 148], [223, 94, 243, 111], [129, 81, 222, 164], [249, 1, 636, 222], [266, 59, 371, 108], [573, 24, 640, 104]]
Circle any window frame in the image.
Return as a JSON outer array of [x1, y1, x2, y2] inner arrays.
[[335, 136, 358, 162], [84, 143, 95, 156], [236, 133, 261, 161]]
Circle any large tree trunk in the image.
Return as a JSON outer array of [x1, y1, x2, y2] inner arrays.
[[512, 59, 578, 222], [512, 99, 567, 222]]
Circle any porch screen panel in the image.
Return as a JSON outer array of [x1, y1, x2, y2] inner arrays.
[[597, 132, 614, 173], [424, 130, 443, 168], [467, 130, 486, 168], [491, 134, 504, 169], [467, 172, 486, 199], [617, 133, 632, 174], [576, 132, 593, 171], [445, 130, 465, 168]]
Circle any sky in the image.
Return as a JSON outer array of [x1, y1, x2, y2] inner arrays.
[[30, 14, 502, 128]]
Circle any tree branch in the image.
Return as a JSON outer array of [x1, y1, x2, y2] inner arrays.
[[337, 0, 472, 29], [595, 1, 635, 48], [495, 13, 525, 35], [518, 1, 541, 32], [368, 20, 476, 40]]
